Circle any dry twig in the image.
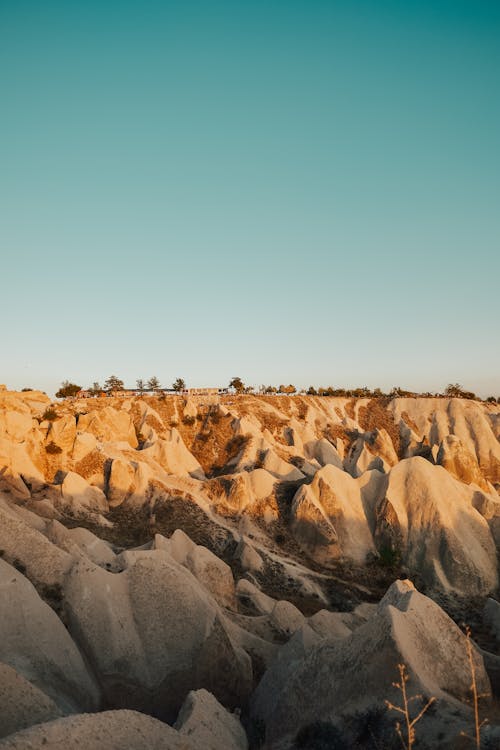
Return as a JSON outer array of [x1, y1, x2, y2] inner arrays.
[[460, 626, 489, 749], [385, 663, 435, 750]]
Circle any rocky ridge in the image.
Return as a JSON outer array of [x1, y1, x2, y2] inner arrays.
[[0, 389, 500, 748]]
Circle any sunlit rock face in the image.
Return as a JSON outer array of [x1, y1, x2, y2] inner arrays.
[[0, 390, 499, 748]]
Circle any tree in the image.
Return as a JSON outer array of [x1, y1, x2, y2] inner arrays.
[[55, 381, 82, 398], [229, 377, 245, 394], [147, 376, 161, 391], [89, 381, 102, 395], [278, 384, 296, 394], [307, 386, 318, 395], [444, 383, 476, 400], [445, 383, 464, 398], [136, 379, 145, 392], [104, 375, 124, 392], [172, 377, 186, 392]]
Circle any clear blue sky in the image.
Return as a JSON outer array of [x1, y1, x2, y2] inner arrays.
[[1, 0, 499, 396]]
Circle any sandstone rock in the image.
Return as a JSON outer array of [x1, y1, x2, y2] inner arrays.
[[307, 610, 352, 639], [63, 552, 251, 721], [175, 689, 248, 750], [208, 470, 277, 519], [261, 449, 304, 481], [437, 435, 490, 490], [234, 538, 264, 573], [269, 600, 305, 637], [59, 471, 107, 514], [141, 429, 204, 479], [45, 416, 76, 453], [46, 521, 117, 569], [236, 579, 276, 616], [484, 598, 500, 645], [0, 438, 45, 494], [0, 558, 100, 713], [77, 407, 138, 448], [251, 580, 491, 747], [71, 432, 97, 462], [0, 662, 61, 739], [0, 498, 73, 588], [106, 457, 139, 507], [306, 438, 343, 470], [153, 530, 236, 608], [291, 464, 375, 564], [344, 438, 384, 477], [0, 710, 190, 750], [375, 458, 497, 594]]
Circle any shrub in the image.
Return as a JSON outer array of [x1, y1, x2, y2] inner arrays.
[[378, 545, 401, 568], [55, 381, 81, 398], [294, 721, 347, 749], [42, 408, 58, 421], [45, 441, 62, 454], [182, 415, 196, 426], [225, 434, 250, 458]]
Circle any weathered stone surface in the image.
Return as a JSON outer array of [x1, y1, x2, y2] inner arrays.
[[0, 710, 190, 750], [0, 498, 73, 588], [291, 464, 376, 564], [374, 458, 498, 594], [0, 558, 100, 713], [175, 689, 248, 750], [251, 580, 491, 748], [0, 662, 61, 739], [63, 552, 251, 721]]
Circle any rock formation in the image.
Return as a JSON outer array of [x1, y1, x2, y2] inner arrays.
[[0, 389, 499, 746]]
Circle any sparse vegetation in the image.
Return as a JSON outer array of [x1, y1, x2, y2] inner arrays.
[[229, 376, 245, 394], [385, 663, 435, 750], [460, 626, 490, 749], [42, 408, 59, 421], [55, 381, 81, 398], [172, 377, 186, 392], [104, 375, 124, 392], [147, 376, 161, 391], [378, 545, 402, 569], [444, 383, 477, 400], [294, 721, 347, 749], [45, 441, 62, 454], [182, 415, 196, 426], [225, 433, 250, 459], [278, 384, 296, 394]]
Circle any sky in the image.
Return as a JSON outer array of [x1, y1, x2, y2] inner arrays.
[[1, 0, 499, 396]]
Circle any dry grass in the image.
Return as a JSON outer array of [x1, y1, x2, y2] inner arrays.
[[460, 626, 490, 749], [385, 663, 435, 750], [359, 398, 402, 457], [73, 450, 106, 480]]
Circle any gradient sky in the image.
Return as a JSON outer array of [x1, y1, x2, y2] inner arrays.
[[1, 0, 499, 396]]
